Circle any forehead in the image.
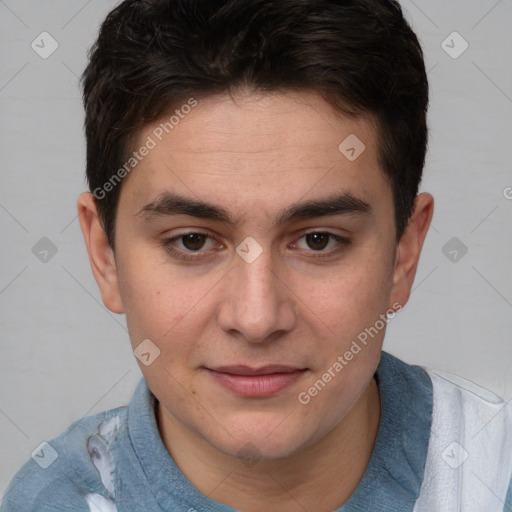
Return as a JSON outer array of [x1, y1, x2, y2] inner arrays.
[[120, 90, 391, 220]]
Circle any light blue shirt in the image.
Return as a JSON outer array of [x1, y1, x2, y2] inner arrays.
[[2, 351, 511, 511]]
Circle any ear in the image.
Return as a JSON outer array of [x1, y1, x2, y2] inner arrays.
[[389, 193, 434, 310], [77, 192, 124, 314]]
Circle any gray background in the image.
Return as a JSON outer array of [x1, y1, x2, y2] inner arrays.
[[1, 0, 511, 497]]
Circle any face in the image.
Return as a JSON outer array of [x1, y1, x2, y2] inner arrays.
[[82, 90, 421, 461]]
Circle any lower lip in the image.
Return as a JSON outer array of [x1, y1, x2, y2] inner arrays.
[[206, 369, 306, 397]]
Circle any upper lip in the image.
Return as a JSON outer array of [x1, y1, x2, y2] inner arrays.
[[207, 365, 306, 376]]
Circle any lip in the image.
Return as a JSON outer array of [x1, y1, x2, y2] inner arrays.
[[205, 365, 307, 397]]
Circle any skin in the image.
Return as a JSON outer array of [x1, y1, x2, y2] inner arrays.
[[78, 89, 433, 511]]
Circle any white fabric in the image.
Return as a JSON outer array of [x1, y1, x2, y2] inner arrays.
[[85, 416, 121, 512], [414, 369, 512, 512], [85, 493, 118, 512], [86, 416, 120, 496]]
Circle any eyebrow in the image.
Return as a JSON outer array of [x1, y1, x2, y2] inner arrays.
[[137, 191, 371, 226]]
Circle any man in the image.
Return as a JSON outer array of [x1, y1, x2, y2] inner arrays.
[[3, 0, 512, 510]]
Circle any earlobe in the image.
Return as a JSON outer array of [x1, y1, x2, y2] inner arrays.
[[77, 192, 124, 314], [389, 193, 434, 310]]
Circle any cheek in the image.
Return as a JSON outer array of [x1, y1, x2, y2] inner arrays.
[[117, 256, 222, 351], [117, 258, 178, 339], [291, 253, 393, 340]]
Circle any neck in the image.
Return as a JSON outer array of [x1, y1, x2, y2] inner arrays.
[[157, 378, 381, 512]]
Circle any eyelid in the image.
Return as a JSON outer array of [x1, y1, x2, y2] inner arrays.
[[161, 229, 351, 263], [290, 231, 351, 255], [161, 230, 223, 261]]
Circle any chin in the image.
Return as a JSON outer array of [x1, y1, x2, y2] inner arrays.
[[206, 414, 323, 462]]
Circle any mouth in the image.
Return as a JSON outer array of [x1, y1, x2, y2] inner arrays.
[[204, 365, 308, 397]]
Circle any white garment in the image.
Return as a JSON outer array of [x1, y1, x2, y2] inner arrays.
[[85, 493, 118, 512], [414, 369, 512, 512], [85, 416, 120, 512]]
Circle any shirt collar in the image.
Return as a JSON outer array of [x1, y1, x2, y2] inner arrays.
[[339, 351, 433, 511], [128, 350, 433, 511]]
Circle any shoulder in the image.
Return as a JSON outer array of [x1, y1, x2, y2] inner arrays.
[[424, 367, 511, 428], [1, 406, 128, 512]]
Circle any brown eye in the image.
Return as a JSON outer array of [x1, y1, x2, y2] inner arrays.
[[182, 233, 207, 251], [162, 231, 223, 261], [305, 233, 330, 250]]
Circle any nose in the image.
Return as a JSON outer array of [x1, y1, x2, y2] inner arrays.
[[216, 248, 296, 344]]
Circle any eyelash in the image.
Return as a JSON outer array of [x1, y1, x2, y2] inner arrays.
[[161, 231, 351, 262]]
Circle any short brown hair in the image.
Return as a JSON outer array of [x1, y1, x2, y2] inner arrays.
[[81, 0, 429, 247]]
